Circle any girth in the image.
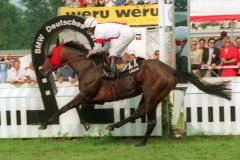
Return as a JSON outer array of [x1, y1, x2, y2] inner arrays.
[[111, 82, 118, 101]]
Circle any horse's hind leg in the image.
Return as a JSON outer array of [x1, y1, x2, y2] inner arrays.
[[135, 107, 157, 146], [39, 93, 86, 130], [106, 96, 146, 131], [136, 86, 173, 146]]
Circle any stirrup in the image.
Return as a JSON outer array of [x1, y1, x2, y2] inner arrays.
[[102, 69, 116, 79], [108, 71, 116, 78]]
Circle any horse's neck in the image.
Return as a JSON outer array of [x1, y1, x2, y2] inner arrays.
[[61, 50, 94, 76], [70, 58, 94, 76]]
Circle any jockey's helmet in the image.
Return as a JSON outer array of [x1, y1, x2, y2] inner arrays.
[[83, 17, 97, 28]]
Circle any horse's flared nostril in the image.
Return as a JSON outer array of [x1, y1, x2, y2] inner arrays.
[[39, 69, 43, 75], [40, 69, 47, 76]]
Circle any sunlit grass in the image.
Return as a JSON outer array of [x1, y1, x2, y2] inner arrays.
[[0, 136, 240, 160]]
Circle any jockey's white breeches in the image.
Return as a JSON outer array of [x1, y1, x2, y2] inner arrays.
[[109, 26, 135, 57]]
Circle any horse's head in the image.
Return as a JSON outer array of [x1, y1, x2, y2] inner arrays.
[[40, 44, 62, 76], [40, 41, 90, 76], [40, 57, 55, 76]]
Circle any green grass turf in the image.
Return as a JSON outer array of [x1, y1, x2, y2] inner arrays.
[[0, 136, 240, 160]]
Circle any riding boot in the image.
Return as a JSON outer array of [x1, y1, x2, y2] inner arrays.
[[107, 56, 117, 78]]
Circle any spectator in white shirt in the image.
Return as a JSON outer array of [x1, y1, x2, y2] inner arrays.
[[25, 62, 37, 83], [7, 59, 26, 84]]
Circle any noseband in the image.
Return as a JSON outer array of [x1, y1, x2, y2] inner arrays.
[[42, 60, 58, 74]]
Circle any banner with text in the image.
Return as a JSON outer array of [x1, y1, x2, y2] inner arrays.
[[58, 4, 172, 26]]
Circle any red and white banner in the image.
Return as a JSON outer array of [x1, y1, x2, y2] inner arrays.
[[190, 0, 240, 22]]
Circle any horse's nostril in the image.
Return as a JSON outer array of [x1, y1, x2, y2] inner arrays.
[[40, 69, 45, 75]]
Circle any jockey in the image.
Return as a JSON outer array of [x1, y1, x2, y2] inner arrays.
[[83, 17, 135, 78]]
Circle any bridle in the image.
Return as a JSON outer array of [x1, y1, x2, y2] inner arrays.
[[41, 44, 91, 75], [46, 56, 87, 72]]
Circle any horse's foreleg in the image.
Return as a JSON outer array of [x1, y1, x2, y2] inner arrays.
[[39, 93, 86, 130], [106, 96, 145, 131], [75, 104, 93, 131]]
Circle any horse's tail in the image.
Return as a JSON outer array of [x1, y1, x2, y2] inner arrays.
[[174, 70, 232, 101]]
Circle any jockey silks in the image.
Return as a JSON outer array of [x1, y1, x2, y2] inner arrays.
[[91, 23, 135, 57]]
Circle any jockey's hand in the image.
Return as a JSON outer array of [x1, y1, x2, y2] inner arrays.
[[100, 46, 108, 53], [86, 52, 93, 59]]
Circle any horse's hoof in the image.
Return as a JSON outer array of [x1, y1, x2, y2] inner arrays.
[[106, 125, 114, 131], [134, 142, 146, 147], [39, 125, 47, 130], [83, 122, 90, 131]]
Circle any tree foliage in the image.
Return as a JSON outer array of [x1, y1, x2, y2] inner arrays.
[[0, 0, 23, 49], [0, 0, 64, 50]]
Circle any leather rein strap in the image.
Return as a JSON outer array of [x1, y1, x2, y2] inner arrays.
[[48, 57, 86, 72]]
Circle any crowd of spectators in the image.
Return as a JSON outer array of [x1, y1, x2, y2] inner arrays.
[[190, 31, 240, 77], [3, 30, 240, 86], [0, 55, 79, 85], [4, 31, 240, 87], [0, 57, 37, 84], [62, 0, 158, 8]]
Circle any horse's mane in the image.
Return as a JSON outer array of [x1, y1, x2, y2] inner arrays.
[[64, 41, 89, 55]]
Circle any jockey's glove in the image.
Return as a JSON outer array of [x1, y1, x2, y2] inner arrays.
[[86, 51, 93, 58], [100, 46, 109, 53], [101, 42, 110, 53]]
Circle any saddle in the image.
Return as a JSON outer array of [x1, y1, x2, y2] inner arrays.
[[91, 52, 145, 78]]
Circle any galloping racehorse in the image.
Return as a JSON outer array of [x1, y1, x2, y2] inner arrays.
[[39, 41, 231, 146]]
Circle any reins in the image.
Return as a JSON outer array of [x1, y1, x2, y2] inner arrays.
[[49, 56, 88, 72], [61, 57, 87, 67], [47, 43, 93, 72]]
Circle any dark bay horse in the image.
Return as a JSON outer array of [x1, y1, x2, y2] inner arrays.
[[40, 41, 231, 146]]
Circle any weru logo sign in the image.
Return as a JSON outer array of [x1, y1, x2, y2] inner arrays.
[[58, 4, 172, 26]]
